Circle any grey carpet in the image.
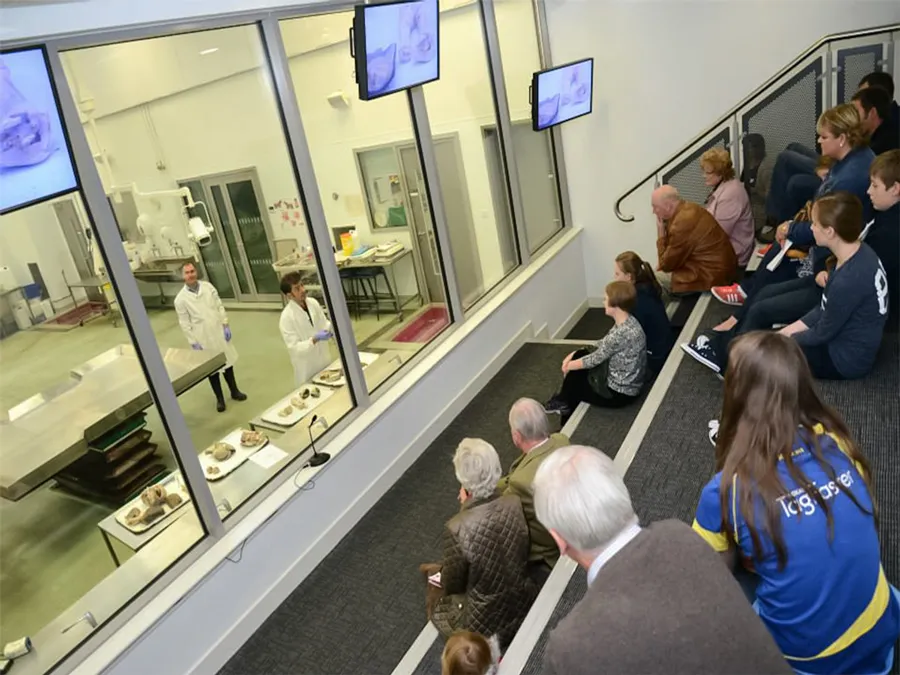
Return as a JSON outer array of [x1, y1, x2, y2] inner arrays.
[[411, 387, 645, 675], [523, 300, 900, 674], [564, 308, 613, 341], [219, 343, 573, 675]]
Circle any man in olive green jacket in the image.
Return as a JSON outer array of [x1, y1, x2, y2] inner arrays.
[[498, 398, 570, 583]]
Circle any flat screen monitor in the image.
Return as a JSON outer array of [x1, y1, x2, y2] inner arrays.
[[352, 0, 440, 101], [0, 46, 79, 215], [531, 58, 594, 132]]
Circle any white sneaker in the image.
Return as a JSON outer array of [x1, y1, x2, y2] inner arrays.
[[708, 420, 719, 447]]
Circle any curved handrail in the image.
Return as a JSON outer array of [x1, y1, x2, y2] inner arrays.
[[614, 22, 900, 222]]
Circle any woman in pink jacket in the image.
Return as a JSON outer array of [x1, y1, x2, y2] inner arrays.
[[701, 147, 755, 267]]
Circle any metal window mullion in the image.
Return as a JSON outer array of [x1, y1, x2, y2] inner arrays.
[[729, 115, 742, 179], [824, 48, 835, 109], [480, 0, 529, 265], [46, 46, 225, 538], [532, 0, 573, 231], [259, 18, 369, 406], [407, 86, 465, 321]]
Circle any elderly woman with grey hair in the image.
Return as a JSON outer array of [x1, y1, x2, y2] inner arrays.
[[426, 438, 537, 650]]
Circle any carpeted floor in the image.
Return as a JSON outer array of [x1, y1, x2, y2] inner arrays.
[[219, 342, 572, 675], [564, 308, 613, 341], [411, 388, 646, 675], [522, 300, 900, 674]]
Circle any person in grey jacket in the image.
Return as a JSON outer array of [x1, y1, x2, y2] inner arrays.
[[533, 445, 792, 675], [545, 281, 646, 420], [428, 439, 537, 650]]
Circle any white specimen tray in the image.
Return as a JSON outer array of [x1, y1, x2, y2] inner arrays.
[[114, 472, 192, 534], [199, 428, 269, 482], [312, 352, 378, 388], [260, 384, 335, 427]]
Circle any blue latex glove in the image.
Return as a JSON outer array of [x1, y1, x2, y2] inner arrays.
[[314, 329, 332, 342], [191, 342, 202, 350], [224, 325, 232, 342]]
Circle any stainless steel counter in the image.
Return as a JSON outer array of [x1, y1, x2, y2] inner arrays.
[[0, 345, 225, 501]]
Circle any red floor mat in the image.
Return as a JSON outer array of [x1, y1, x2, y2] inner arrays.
[[392, 306, 449, 343], [45, 302, 106, 326]]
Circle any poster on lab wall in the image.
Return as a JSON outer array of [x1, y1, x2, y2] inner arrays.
[[0, 47, 78, 215]]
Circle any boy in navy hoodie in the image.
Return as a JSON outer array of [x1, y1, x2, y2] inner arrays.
[[864, 150, 900, 330]]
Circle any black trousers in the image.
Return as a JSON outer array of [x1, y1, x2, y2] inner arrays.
[[711, 277, 821, 372], [558, 349, 639, 410], [209, 366, 239, 401]]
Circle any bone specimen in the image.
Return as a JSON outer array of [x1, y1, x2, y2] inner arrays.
[[240, 429, 266, 447], [211, 442, 236, 462], [165, 493, 183, 509], [310, 387, 321, 398], [141, 484, 168, 507]]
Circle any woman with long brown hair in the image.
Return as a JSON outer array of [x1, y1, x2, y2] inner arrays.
[[613, 251, 674, 377], [692, 332, 899, 675]]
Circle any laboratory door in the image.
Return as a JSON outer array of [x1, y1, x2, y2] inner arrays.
[[179, 170, 280, 302], [399, 138, 483, 308], [395, 146, 446, 304], [53, 199, 93, 281]]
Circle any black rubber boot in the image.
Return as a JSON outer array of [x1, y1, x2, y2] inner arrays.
[[210, 373, 227, 413], [224, 367, 247, 402]]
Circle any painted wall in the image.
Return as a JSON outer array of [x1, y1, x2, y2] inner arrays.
[[545, 0, 900, 299], [0, 197, 88, 307], [92, 231, 586, 675]]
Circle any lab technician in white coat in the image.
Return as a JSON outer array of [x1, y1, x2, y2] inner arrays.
[[174, 262, 247, 413], [278, 271, 333, 386]]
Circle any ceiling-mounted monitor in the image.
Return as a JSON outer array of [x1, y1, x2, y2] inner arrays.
[[352, 0, 440, 101], [0, 46, 79, 216], [530, 58, 594, 132]]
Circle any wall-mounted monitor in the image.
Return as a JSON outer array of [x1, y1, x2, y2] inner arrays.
[[0, 46, 79, 216], [352, 0, 440, 101], [530, 58, 594, 132]]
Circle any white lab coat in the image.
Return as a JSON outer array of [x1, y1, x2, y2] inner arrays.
[[174, 280, 238, 367], [279, 297, 332, 386]]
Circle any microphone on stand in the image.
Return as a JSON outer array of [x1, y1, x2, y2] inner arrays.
[[307, 414, 331, 467]]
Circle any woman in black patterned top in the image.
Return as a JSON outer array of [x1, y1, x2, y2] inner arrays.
[[545, 281, 647, 421]]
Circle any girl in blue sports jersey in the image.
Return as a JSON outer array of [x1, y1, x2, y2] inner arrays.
[[692, 331, 899, 675]]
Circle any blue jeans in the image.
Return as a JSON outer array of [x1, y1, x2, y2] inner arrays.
[[766, 143, 820, 222], [750, 585, 900, 675]]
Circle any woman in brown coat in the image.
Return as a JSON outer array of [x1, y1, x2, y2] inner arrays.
[[427, 438, 537, 650]]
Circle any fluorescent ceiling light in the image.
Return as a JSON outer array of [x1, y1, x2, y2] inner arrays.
[[199, 48, 219, 56]]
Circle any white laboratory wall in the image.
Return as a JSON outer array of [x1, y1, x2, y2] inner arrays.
[[545, 0, 900, 300], [97, 230, 586, 675], [60, 1, 539, 301], [0, 199, 87, 307]]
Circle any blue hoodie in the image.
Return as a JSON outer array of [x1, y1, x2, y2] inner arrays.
[[787, 146, 876, 272]]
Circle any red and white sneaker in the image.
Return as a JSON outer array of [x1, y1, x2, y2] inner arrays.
[[756, 244, 773, 257], [711, 283, 746, 306]]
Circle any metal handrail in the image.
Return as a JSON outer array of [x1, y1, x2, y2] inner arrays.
[[614, 22, 899, 222]]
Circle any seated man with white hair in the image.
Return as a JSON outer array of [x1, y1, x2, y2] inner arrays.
[[497, 398, 570, 585], [428, 439, 537, 650], [533, 445, 790, 675]]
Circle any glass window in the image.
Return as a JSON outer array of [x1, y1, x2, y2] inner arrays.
[[280, 12, 453, 393], [0, 195, 204, 666], [59, 25, 357, 519], [493, 0, 564, 253], [422, 0, 519, 308]]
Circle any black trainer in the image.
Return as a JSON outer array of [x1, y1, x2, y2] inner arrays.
[[543, 397, 571, 416], [231, 391, 248, 402], [216, 399, 226, 413], [681, 334, 721, 374]]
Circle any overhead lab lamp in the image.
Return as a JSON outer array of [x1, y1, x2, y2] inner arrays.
[[110, 183, 214, 247]]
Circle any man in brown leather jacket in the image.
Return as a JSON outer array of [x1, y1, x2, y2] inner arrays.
[[652, 185, 738, 294]]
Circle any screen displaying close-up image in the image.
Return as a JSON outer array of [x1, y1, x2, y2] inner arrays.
[[358, 0, 439, 100], [0, 47, 78, 214], [532, 58, 593, 131]]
